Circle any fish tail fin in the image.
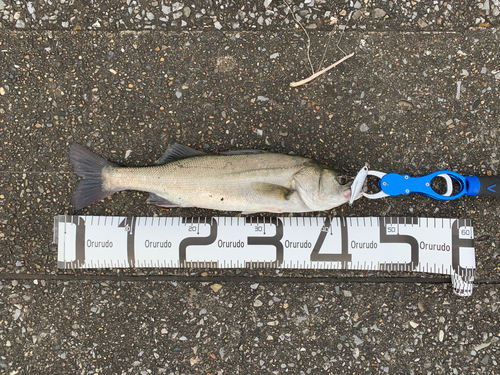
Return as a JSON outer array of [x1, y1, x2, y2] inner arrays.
[[70, 144, 119, 211]]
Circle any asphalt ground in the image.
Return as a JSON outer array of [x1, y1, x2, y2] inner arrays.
[[1, 0, 500, 374]]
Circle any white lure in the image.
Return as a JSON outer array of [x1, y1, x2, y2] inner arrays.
[[349, 165, 369, 205]]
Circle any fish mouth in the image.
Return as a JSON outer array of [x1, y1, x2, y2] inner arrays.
[[342, 185, 367, 201], [342, 189, 352, 200]]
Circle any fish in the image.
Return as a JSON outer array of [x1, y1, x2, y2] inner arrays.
[[70, 143, 361, 213]]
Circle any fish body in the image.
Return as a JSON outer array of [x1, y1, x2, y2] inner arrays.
[[70, 143, 357, 213]]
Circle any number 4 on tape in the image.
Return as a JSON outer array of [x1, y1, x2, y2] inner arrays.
[[53, 216, 476, 297]]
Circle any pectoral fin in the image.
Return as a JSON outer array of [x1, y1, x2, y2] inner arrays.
[[147, 193, 180, 208], [251, 182, 295, 201]]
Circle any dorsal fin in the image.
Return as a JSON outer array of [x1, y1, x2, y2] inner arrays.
[[156, 143, 206, 165]]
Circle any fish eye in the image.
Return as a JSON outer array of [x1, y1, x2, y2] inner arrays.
[[338, 176, 348, 185]]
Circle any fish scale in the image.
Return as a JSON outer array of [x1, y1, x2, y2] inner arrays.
[[104, 154, 307, 212]]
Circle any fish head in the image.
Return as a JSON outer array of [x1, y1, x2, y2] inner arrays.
[[293, 164, 358, 210], [319, 168, 357, 206]]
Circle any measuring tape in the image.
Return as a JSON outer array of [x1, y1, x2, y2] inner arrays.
[[53, 216, 476, 297]]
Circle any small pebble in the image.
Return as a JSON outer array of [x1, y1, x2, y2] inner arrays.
[[353, 335, 364, 345], [418, 18, 428, 28], [172, 2, 183, 12], [398, 100, 414, 110], [373, 8, 386, 18], [210, 283, 222, 293], [481, 354, 490, 365], [13, 309, 21, 320]]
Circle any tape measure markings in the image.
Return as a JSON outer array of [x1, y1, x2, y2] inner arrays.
[[54, 215, 474, 278]]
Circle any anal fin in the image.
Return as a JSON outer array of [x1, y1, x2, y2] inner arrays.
[[147, 193, 180, 208]]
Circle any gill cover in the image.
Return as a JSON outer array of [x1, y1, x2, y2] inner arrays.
[[293, 162, 353, 211]]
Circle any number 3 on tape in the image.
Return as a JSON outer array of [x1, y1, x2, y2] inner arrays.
[[53, 216, 476, 297]]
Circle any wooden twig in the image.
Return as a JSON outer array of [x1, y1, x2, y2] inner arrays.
[[290, 52, 354, 87]]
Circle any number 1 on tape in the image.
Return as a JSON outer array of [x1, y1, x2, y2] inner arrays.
[[53, 216, 475, 297]]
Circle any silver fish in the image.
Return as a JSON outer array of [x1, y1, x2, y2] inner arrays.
[[70, 143, 358, 213]]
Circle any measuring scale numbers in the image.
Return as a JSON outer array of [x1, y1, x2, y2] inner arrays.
[[54, 216, 475, 296]]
